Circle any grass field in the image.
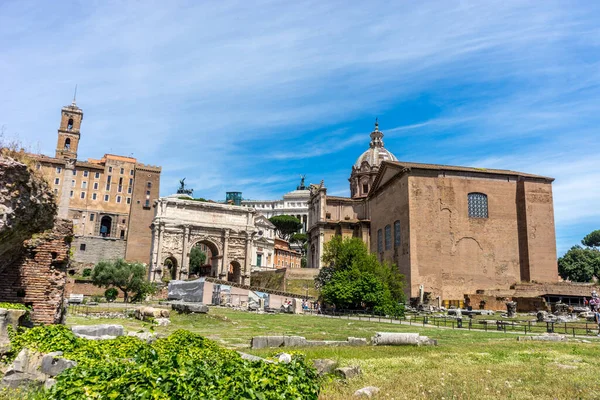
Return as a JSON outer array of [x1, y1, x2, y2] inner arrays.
[[64, 306, 600, 399]]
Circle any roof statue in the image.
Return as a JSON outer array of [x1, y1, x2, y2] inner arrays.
[[176, 178, 193, 196], [297, 175, 307, 190]]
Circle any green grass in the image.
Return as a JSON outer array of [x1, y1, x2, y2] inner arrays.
[[64, 306, 600, 399]]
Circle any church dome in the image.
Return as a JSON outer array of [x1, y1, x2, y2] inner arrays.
[[353, 120, 397, 168]]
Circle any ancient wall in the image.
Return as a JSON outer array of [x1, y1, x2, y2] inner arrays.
[[0, 219, 72, 324], [71, 236, 127, 265]]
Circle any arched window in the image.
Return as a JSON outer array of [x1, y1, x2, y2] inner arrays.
[[67, 118, 74, 131], [64, 138, 71, 149], [384, 225, 391, 250], [468, 193, 488, 218], [394, 220, 401, 248], [377, 229, 383, 253]]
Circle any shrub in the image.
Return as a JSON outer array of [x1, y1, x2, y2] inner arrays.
[[7, 326, 320, 399], [81, 268, 92, 277], [104, 288, 118, 302]]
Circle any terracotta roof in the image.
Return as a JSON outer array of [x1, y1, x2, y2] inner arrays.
[[385, 160, 554, 181]]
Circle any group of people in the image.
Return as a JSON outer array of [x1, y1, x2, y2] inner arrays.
[[584, 291, 600, 336]]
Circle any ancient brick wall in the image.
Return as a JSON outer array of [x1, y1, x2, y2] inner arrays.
[[0, 219, 72, 324]]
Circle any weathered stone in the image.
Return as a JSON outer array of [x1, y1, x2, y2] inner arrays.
[[347, 337, 368, 346], [278, 353, 292, 364], [506, 301, 517, 318], [517, 333, 567, 342], [283, 336, 307, 347], [237, 351, 273, 363], [354, 386, 380, 397], [72, 324, 124, 339], [134, 307, 170, 321], [2, 348, 45, 388], [313, 359, 337, 376], [371, 332, 437, 346], [44, 378, 57, 390], [335, 366, 361, 379], [171, 303, 209, 314], [155, 317, 171, 326], [536, 311, 548, 322], [127, 331, 157, 343], [40, 352, 77, 377], [0, 308, 26, 347]]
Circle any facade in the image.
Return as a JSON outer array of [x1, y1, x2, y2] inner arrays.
[[241, 178, 310, 232], [274, 238, 302, 269], [149, 195, 276, 284], [307, 122, 559, 301], [33, 100, 161, 266]]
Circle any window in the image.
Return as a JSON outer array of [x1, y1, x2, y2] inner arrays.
[[80, 192, 85, 199], [83, 170, 88, 177], [118, 186, 122, 193], [56, 167, 62, 173], [95, 172, 100, 179], [64, 138, 71, 149], [54, 189, 58, 195], [468, 193, 488, 218], [72, 169, 77, 176], [90, 213, 95, 222], [126, 197, 131, 204], [67, 118, 73, 131], [92, 193, 97, 200], [122, 219, 126, 223], [93, 182, 98, 190], [146, 190, 150, 195], [120, 230, 125, 239], [119, 168, 124, 174], [130, 169, 134, 176], [377, 229, 383, 253], [116, 195, 121, 203], [147, 182, 152, 188], [104, 194, 109, 202], [79, 244, 86, 251], [108, 167, 112, 173], [82, 181, 87, 189], [384, 225, 391, 250], [71, 180, 75, 187], [144, 199, 150, 207], [70, 191, 73, 198], [128, 187, 132, 194], [394, 220, 401, 248], [54, 178, 60, 185]]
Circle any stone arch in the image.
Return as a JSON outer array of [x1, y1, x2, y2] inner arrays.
[[100, 216, 112, 237], [228, 260, 242, 283], [164, 256, 178, 281], [189, 239, 220, 278]]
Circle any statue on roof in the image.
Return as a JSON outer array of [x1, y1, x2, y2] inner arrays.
[[297, 174, 306, 190], [176, 178, 193, 195]]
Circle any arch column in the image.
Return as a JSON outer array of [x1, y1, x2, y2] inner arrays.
[[243, 232, 252, 285], [220, 229, 230, 280], [154, 223, 164, 281], [180, 225, 190, 280]]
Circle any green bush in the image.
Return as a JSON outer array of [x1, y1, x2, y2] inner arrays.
[[0, 302, 30, 311], [81, 268, 92, 277], [7, 326, 320, 399], [104, 288, 118, 302]]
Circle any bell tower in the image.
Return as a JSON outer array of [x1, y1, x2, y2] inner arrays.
[[55, 92, 83, 160]]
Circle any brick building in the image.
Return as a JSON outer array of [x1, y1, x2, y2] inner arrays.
[[307, 121, 559, 301], [33, 99, 161, 266], [274, 238, 302, 269]]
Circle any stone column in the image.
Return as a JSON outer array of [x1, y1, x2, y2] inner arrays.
[[220, 229, 230, 280], [243, 232, 252, 285], [180, 225, 190, 280], [155, 223, 164, 282]]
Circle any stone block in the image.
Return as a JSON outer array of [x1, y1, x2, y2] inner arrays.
[[40, 352, 77, 377], [335, 366, 361, 379], [155, 318, 171, 326], [127, 331, 157, 343], [354, 386, 380, 397], [517, 333, 567, 342], [313, 359, 337, 376], [71, 324, 124, 339], [237, 351, 272, 363], [2, 348, 45, 388], [278, 353, 292, 363], [171, 303, 209, 314], [347, 337, 368, 346], [283, 336, 307, 347]]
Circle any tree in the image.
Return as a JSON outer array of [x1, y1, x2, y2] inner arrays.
[[315, 236, 405, 315], [189, 246, 207, 275], [582, 230, 600, 249], [269, 215, 303, 241], [91, 259, 147, 303], [558, 245, 600, 282]]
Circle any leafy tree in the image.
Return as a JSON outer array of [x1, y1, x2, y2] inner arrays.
[[104, 288, 118, 302], [291, 232, 308, 258], [582, 230, 600, 249], [91, 259, 147, 303], [315, 236, 405, 315], [269, 215, 302, 241], [189, 246, 207, 275], [558, 245, 600, 282]]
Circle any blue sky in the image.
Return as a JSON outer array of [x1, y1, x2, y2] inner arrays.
[[1, 1, 599, 255]]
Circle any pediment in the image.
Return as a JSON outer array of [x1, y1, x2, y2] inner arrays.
[[370, 162, 404, 196]]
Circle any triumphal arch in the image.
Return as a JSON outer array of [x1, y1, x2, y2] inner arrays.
[[149, 195, 258, 285]]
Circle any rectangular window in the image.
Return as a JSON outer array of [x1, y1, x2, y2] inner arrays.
[[146, 190, 150, 195], [385, 225, 391, 250], [394, 221, 401, 248], [106, 175, 112, 183], [144, 199, 150, 207], [468, 193, 489, 218], [80, 191, 85, 199], [83, 170, 89, 177], [93, 182, 98, 190], [108, 166, 112, 173], [54, 178, 60, 185], [90, 213, 95, 222], [82, 181, 87, 189], [71, 180, 75, 187], [106, 184, 110, 191], [72, 169, 77, 176], [128, 187, 132, 194], [92, 193, 97, 200], [95, 172, 100, 179], [129, 178, 133, 186], [257, 254, 262, 267], [79, 244, 86, 251], [147, 182, 152, 188], [118, 185, 122, 193], [130, 169, 134, 176], [126, 197, 131, 204], [120, 230, 125, 239], [377, 229, 383, 253], [70, 190, 74, 198], [104, 194, 109, 202], [116, 195, 121, 203], [120, 167, 124, 174], [56, 167, 62, 173]]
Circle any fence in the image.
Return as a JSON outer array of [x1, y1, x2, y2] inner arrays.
[[305, 309, 600, 337]]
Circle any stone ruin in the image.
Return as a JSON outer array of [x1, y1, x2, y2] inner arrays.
[[505, 301, 517, 318], [0, 155, 73, 325]]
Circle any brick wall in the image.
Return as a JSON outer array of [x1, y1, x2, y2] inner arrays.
[[71, 236, 127, 265], [0, 219, 73, 324]]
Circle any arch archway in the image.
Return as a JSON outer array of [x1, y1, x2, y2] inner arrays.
[[228, 261, 242, 283], [64, 138, 71, 149], [164, 256, 178, 281], [100, 216, 112, 237], [189, 239, 219, 278]]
